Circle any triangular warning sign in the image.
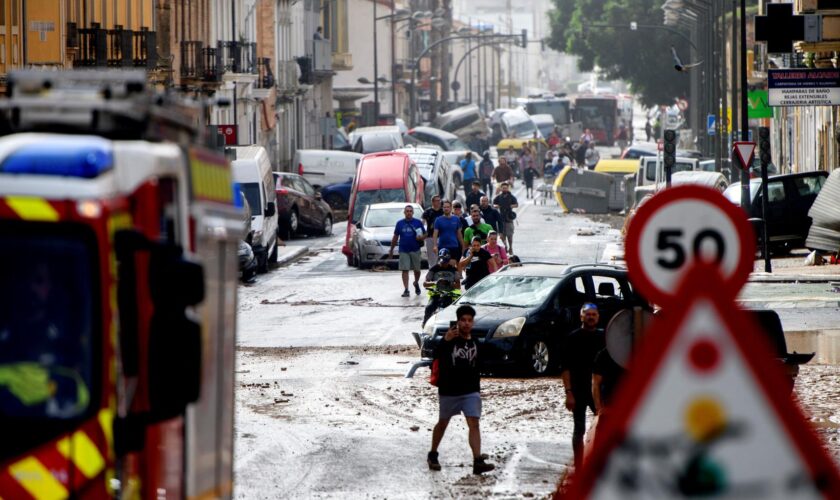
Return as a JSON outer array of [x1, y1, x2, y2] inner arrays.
[[560, 265, 840, 499], [734, 142, 756, 171]]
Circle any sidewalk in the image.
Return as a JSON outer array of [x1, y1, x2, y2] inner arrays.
[[275, 242, 310, 266]]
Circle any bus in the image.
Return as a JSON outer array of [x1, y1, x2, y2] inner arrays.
[[573, 94, 634, 146], [517, 95, 584, 141]]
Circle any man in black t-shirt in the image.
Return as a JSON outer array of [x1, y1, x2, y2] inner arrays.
[[422, 195, 444, 264], [479, 196, 504, 234], [465, 181, 485, 210], [593, 348, 625, 416], [427, 305, 495, 475], [493, 183, 519, 254], [459, 237, 492, 289], [560, 303, 605, 468]]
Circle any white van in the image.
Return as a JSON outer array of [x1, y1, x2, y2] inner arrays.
[[231, 145, 279, 273], [293, 149, 362, 189], [636, 156, 700, 188]]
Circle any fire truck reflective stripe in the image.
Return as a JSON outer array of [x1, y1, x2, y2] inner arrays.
[[98, 408, 114, 451], [8, 457, 68, 500], [56, 431, 105, 479], [5, 197, 59, 221], [0, 469, 36, 499]]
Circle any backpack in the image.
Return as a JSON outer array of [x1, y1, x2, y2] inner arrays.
[[429, 359, 440, 386]]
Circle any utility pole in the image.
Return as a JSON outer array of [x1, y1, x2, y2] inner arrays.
[[739, 0, 750, 214]]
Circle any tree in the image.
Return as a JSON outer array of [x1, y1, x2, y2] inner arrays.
[[548, 0, 690, 106]]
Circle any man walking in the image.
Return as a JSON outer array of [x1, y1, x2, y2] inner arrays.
[[465, 181, 484, 210], [388, 205, 425, 297], [479, 152, 495, 197], [460, 152, 478, 194], [432, 200, 464, 266], [560, 303, 605, 468], [479, 196, 503, 235], [422, 195, 444, 268], [493, 157, 515, 189], [493, 182, 519, 254], [427, 305, 495, 475], [463, 206, 493, 245]]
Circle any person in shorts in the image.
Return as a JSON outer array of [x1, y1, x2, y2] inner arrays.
[[427, 305, 495, 475], [388, 205, 425, 297]]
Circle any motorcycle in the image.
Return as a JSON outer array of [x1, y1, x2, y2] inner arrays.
[[238, 240, 258, 283], [422, 277, 462, 327]]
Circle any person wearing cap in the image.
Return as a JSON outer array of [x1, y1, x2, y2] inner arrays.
[[388, 205, 426, 297], [426, 304, 495, 475], [560, 303, 605, 468], [422, 249, 461, 326]]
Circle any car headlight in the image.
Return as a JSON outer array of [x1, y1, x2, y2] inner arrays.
[[423, 315, 437, 335], [493, 317, 526, 338]]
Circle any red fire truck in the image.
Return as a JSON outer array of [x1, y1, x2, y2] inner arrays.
[[0, 71, 241, 498]]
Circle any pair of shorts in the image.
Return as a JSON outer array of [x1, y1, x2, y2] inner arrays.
[[439, 392, 482, 419], [501, 222, 514, 240], [398, 250, 422, 271]]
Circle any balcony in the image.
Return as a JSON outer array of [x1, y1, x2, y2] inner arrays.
[[332, 52, 353, 71], [217, 41, 258, 81], [306, 39, 333, 73], [76, 23, 156, 69], [276, 60, 300, 101]]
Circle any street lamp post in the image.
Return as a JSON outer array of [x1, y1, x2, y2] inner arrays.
[[372, 7, 410, 123]]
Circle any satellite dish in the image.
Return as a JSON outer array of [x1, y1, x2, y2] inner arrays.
[[605, 308, 654, 368]]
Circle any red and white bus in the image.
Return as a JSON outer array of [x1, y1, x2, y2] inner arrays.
[[573, 94, 634, 146]]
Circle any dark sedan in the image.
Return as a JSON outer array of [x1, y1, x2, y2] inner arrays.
[[273, 172, 334, 239], [419, 263, 648, 376]]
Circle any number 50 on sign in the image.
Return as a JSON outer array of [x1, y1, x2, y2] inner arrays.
[[625, 186, 755, 305]]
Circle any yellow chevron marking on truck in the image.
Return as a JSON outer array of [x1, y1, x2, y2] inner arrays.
[[5, 197, 59, 221], [56, 430, 105, 479], [9, 457, 68, 500]]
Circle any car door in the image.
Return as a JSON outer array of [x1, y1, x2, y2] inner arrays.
[[790, 174, 827, 240], [587, 272, 637, 327], [287, 175, 314, 227], [758, 178, 793, 243], [298, 176, 327, 224], [550, 274, 590, 354]]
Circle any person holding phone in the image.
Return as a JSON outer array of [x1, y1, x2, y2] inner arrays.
[[427, 305, 494, 475]]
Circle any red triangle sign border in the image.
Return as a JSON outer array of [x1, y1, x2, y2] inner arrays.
[[559, 263, 840, 499], [734, 141, 756, 171]]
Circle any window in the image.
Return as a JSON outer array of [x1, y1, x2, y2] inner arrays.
[[241, 183, 261, 215], [0, 222, 99, 420], [767, 181, 786, 203], [298, 177, 316, 197], [406, 168, 417, 202], [793, 175, 825, 197], [592, 275, 624, 300]]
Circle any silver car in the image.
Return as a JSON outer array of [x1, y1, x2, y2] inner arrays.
[[350, 202, 427, 268]]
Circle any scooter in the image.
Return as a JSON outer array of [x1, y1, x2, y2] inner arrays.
[[422, 278, 461, 327], [238, 240, 258, 283]]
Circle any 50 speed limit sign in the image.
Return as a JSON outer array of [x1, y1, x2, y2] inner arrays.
[[625, 186, 755, 306]]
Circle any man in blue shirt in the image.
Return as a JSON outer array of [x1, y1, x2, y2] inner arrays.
[[389, 205, 426, 297], [460, 153, 478, 193], [432, 200, 465, 267]]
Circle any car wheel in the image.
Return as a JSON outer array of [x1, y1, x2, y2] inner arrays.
[[525, 340, 552, 376], [326, 193, 347, 210], [321, 215, 333, 236]]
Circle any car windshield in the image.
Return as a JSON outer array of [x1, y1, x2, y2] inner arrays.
[[364, 207, 407, 228], [0, 223, 97, 420], [525, 101, 570, 125], [460, 275, 562, 307], [446, 137, 471, 151], [353, 189, 406, 222], [723, 182, 760, 204], [360, 135, 400, 153], [241, 183, 261, 216]]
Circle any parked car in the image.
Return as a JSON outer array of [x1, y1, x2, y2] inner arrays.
[[332, 127, 352, 151], [405, 126, 475, 153], [350, 126, 404, 153], [498, 108, 542, 140], [273, 172, 334, 239], [320, 180, 352, 210], [419, 263, 649, 376], [397, 146, 461, 206], [349, 202, 427, 268], [231, 145, 279, 273], [723, 171, 828, 253], [620, 144, 703, 160], [293, 149, 362, 189], [341, 152, 426, 265], [531, 113, 556, 140]]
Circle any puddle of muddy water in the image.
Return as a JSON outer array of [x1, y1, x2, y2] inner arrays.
[[786, 330, 840, 365]]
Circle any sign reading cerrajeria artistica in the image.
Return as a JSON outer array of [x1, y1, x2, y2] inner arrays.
[[768, 68, 840, 106]]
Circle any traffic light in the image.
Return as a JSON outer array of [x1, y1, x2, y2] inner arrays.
[[663, 129, 677, 186], [759, 126, 771, 165], [521, 29, 528, 48]]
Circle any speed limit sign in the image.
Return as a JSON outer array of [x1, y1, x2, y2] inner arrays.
[[624, 186, 754, 305]]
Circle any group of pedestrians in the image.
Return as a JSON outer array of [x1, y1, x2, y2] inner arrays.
[[426, 301, 624, 475]]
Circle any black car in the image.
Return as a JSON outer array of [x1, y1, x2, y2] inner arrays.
[[723, 171, 827, 254], [419, 263, 648, 376], [273, 172, 334, 239]]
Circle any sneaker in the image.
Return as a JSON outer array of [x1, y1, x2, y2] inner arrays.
[[401, 289, 410, 297], [414, 282, 421, 295], [473, 457, 495, 475], [428, 451, 441, 471]]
